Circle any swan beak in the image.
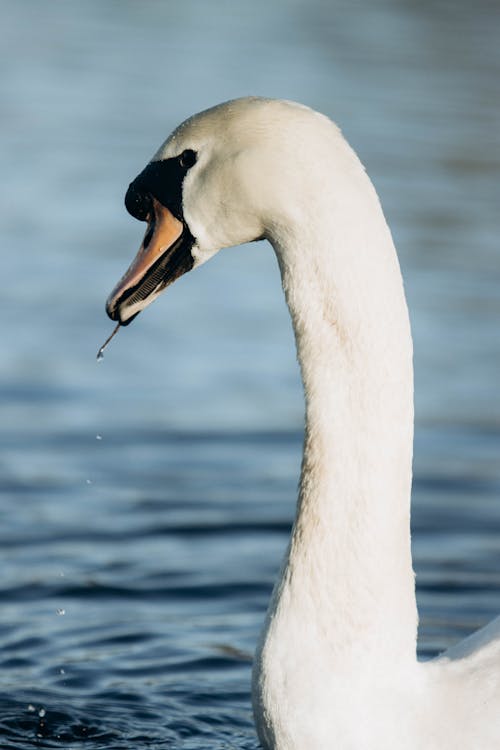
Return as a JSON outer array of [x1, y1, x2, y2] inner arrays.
[[106, 199, 194, 324]]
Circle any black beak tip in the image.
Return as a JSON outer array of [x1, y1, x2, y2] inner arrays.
[[105, 294, 140, 326], [105, 298, 120, 322]]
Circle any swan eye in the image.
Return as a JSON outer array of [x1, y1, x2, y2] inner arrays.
[[179, 149, 197, 169]]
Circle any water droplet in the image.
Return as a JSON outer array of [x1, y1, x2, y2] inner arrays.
[[59, 668, 65, 675], [56, 608, 65, 616], [28, 704, 35, 712], [96, 434, 103, 440], [97, 323, 120, 361], [38, 708, 46, 718]]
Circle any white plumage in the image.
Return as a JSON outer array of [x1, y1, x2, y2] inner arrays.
[[113, 98, 500, 749]]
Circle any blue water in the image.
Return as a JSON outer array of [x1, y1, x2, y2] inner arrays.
[[1, 1, 500, 747]]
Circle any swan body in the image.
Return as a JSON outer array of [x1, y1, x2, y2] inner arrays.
[[105, 97, 500, 749]]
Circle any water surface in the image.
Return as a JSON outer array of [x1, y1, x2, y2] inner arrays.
[[1, 1, 499, 747]]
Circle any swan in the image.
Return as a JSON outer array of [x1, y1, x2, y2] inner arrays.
[[104, 97, 500, 749]]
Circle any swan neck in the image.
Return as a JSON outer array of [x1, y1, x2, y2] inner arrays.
[[269, 186, 418, 662]]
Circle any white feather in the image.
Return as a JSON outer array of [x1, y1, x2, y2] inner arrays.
[[152, 97, 500, 749]]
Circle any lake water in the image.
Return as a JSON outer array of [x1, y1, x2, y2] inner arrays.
[[1, 1, 499, 747]]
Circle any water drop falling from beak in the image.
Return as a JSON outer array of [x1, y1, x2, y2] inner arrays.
[[97, 323, 120, 361]]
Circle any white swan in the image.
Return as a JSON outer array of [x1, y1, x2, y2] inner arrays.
[[105, 97, 500, 750]]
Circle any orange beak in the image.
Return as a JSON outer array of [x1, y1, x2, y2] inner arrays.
[[106, 198, 194, 324]]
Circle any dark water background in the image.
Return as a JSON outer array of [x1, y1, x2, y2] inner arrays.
[[1, 1, 499, 747]]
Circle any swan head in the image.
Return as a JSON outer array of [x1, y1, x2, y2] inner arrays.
[[106, 97, 341, 324]]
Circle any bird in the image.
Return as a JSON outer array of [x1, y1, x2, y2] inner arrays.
[[105, 97, 500, 750]]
